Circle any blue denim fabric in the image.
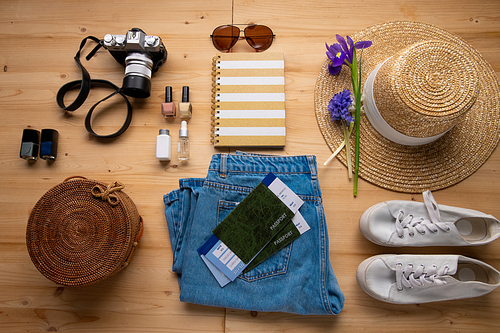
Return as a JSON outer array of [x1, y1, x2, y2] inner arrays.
[[163, 152, 344, 315]]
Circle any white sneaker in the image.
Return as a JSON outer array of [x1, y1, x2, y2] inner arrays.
[[359, 191, 500, 247], [356, 254, 500, 304]]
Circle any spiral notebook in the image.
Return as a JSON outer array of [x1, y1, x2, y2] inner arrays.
[[211, 53, 286, 147]]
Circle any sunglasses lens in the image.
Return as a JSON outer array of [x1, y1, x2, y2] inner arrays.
[[244, 25, 274, 51], [212, 25, 240, 51]]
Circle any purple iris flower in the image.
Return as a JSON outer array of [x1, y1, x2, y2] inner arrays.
[[325, 35, 372, 75], [355, 40, 373, 50], [328, 89, 354, 125], [336, 35, 354, 64], [325, 42, 346, 75]]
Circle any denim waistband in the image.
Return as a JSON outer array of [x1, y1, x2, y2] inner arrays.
[[208, 153, 318, 179]]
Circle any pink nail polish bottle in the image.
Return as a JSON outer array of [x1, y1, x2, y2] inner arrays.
[[161, 86, 176, 118]]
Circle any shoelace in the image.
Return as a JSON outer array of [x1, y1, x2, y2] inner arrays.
[[396, 190, 451, 238], [396, 263, 450, 291]]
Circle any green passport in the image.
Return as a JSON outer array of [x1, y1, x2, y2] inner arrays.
[[243, 221, 301, 273], [212, 182, 294, 264]]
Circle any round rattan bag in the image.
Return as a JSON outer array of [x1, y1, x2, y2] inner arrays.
[[26, 176, 143, 286]]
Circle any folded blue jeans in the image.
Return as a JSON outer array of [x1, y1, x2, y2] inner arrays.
[[163, 152, 344, 315]]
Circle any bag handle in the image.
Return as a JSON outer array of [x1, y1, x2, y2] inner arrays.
[[63, 175, 87, 182]]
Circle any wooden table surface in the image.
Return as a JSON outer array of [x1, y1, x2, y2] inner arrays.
[[1, 0, 499, 332]]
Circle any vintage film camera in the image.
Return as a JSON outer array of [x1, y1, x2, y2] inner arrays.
[[102, 28, 167, 98]]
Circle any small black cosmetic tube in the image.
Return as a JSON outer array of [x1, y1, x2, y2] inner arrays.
[[20, 129, 40, 160], [40, 129, 59, 161]]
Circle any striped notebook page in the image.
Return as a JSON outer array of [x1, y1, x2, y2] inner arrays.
[[211, 53, 286, 147]]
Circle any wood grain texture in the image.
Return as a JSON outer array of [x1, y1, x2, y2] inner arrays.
[[1, 0, 499, 332]]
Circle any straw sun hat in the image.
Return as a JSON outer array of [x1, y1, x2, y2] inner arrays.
[[315, 21, 500, 193]]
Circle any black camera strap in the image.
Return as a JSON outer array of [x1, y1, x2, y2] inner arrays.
[[56, 36, 133, 139]]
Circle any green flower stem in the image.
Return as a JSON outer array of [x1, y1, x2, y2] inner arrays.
[[343, 120, 352, 178], [353, 86, 361, 197], [349, 48, 361, 197]]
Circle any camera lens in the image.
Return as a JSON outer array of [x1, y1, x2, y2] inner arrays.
[[122, 53, 153, 98]]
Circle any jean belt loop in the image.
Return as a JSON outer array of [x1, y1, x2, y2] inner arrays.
[[306, 155, 318, 180], [220, 153, 228, 178]]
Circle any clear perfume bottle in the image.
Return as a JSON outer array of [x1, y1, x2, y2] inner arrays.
[[178, 121, 190, 160]]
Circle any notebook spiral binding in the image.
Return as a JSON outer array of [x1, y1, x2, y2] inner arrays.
[[211, 54, 222, 144]]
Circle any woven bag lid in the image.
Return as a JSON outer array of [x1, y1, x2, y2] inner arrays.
[[26, 176, 143, 286]]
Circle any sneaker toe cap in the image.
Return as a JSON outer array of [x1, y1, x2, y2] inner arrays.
[[360, 202, 396, 245], [357, 257, 394, 301]]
